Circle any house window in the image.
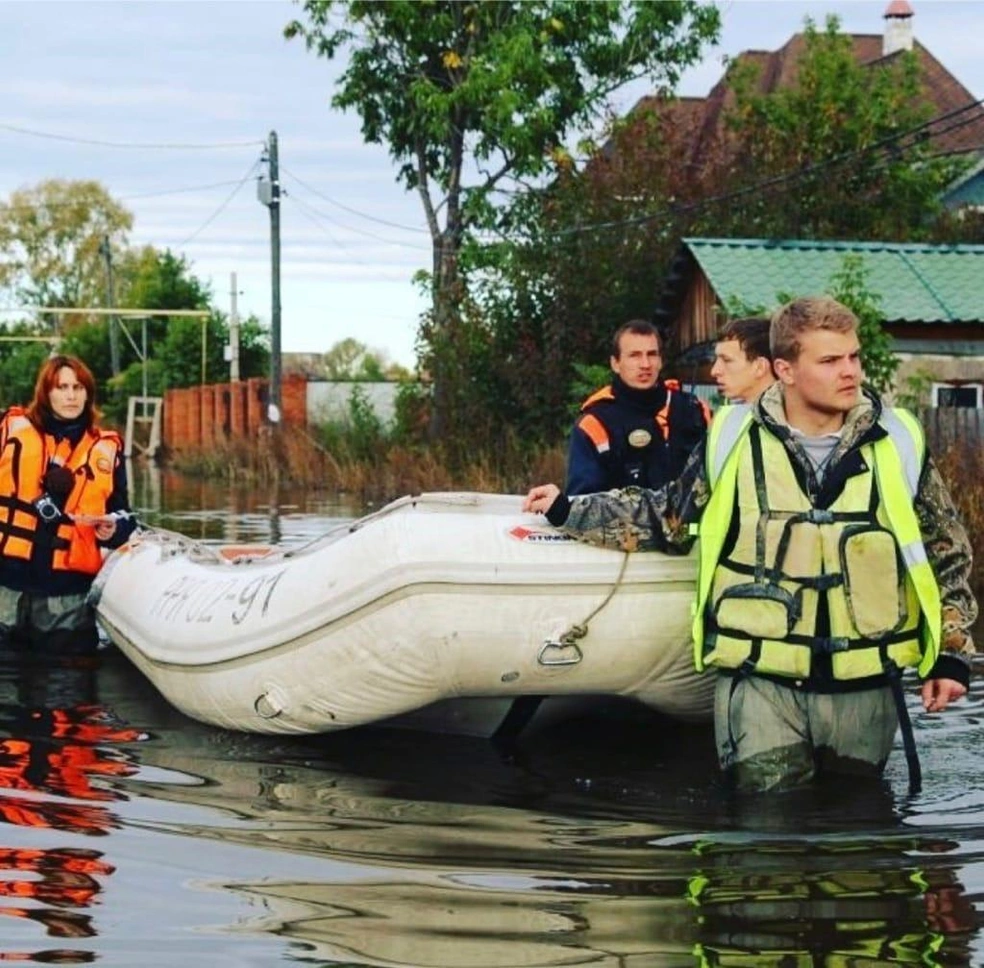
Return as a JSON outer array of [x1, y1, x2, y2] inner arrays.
[[931, 382, 982, 408]]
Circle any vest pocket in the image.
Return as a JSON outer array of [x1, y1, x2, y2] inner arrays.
[[713, 580, 801, 639], [839, 525, 907, 638]]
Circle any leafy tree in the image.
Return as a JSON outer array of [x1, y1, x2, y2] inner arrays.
[[0, 327, 53, 409], [286, 0, 720, 439], [234, 315, 271, 383], [827, 256, 898, 394], [322, 337, 390, 381], [65, 245, 269, 405], [60, 318, 113, 385], [0, 179, 132, 313], [718, 16, 968, 240], [156, 315, 227, 389], [469, 14, 969, 441], [119, 246, 212, 313]]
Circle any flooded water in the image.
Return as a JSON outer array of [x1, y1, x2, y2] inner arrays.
[[1, 466, 982, 966]]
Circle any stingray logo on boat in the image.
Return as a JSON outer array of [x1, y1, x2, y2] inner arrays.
[[508, 525, 574, 543]]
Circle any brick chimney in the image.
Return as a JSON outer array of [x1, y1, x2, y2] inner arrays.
[[883, 0, 914, 56]]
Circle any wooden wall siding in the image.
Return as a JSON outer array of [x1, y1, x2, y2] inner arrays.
[[672, 270, 719, 354], [914, 407, 984, 450]]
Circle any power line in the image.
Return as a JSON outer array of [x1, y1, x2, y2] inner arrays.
[[121, 179, 252, 201], [283, 187, 431, 252], [0, 121, 263, 150], [0, 178, 264, 211], [177, 158, 264, 247], [522, 97, 984, 241], [280, 164, 430, 234], [287, 194, 373, 268]]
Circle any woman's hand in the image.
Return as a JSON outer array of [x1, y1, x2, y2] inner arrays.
[[523, 484, 560, 514], [93, 516, 118, 541], [74, 513, 119, 541]]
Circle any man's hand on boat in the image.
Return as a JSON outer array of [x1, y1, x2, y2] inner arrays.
[[524, 484, 560, 514]]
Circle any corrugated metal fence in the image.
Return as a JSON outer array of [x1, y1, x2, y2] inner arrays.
[[913, 407, 984, 451]]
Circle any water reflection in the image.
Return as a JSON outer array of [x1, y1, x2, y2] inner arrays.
[[20, 465, 975, 966], [0, 646, 144, 960], [93, 653, 984, 967], [127, 461, 359, 547], [681, 832, 979, 966]]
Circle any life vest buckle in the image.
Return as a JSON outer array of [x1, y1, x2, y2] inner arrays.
[[812, 636, 850, 655], [805, 508, 835, 525]]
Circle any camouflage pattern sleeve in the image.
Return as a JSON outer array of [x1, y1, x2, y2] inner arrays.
[[915, 455, 978, 658], [558, 441, 712, 553]]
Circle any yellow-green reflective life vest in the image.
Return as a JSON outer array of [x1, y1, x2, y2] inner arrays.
[[691, 405, 941, 681]]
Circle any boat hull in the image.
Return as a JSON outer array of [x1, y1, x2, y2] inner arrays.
[[92, 492, 712, 735]]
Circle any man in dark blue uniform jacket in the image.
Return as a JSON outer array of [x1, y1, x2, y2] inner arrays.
[[566, 320, 709, 495]]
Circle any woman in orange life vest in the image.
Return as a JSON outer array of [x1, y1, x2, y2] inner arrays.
[[0, 355, 136, 649]]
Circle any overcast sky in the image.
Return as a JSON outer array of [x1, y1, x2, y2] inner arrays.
[[2, 1, 981, 368]]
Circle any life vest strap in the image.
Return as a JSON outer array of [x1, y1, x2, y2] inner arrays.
[[884, 659, 922, 794], [777, 626, 920, 650], [0, 494, 37, 517]]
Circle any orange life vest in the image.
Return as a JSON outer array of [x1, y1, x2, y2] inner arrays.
[[0, 408, 121, 576]]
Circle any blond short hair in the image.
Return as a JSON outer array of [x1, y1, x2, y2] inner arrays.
[[770, 296, 858, 363]]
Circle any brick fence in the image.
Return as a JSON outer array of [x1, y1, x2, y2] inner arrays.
[[163, 373, 307, 452]]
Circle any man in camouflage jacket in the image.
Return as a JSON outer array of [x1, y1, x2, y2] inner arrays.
[[525, 297, 976, 792]]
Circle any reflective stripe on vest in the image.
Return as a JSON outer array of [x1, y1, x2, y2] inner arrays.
[[655, 390, 671, 442], [690, 405, 753, 632], [692, 408, 941, 679], [870, 411, 941, 676], [706, 405, 753, 486], [577, 413, 610, 453]]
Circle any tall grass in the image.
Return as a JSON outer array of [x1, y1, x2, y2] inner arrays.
[[935, 443, 984, 602], [168, 421, 984, 602], [168, 425, 566, 507]]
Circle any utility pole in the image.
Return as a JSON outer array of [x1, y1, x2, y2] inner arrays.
[[257, 130, 281, 423], [99, 235, 121, 376], [229, 271, 241, 383]]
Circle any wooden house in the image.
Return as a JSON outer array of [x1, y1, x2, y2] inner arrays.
[[654, 237, 984, 410]]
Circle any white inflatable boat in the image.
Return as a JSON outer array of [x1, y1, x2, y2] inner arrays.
[[91, 492, 711, 736]]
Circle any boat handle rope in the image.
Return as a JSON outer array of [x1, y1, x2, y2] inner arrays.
[[537, 550, 631, 667]]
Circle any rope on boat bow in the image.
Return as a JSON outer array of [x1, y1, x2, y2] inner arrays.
[[500, 550, 634, 744], [539, 550, 632, 666], [565, 549, 631, 644]]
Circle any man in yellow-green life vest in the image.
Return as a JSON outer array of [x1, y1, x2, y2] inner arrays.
[[710, 316, 776, 404], [524, 296, 977, 793]]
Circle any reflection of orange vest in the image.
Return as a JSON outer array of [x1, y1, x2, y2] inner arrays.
[[0, 736, 132, 804], [0, 797, 55, 829], [43, 707, 144, 743], [0, 792, 114, 834], [0, 407, 120, 576], [0, 740, 33, 791], [0, 871, 101, 906], [46, 745, 132, 802]]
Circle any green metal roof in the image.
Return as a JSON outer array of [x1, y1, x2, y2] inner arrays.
[[682, 238, 984, 323]]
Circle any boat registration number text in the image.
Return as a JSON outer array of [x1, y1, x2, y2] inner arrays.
[[149, 569, 287, 624]]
